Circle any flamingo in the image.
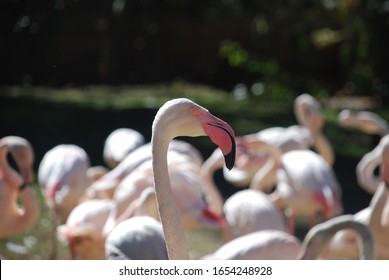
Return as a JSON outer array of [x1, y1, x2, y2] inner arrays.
[[355, 134, 389, 196], [38, 144, 91, 258], [294, 93, 334, 166], [58, 98, 235, 260], [105, 216, 168, 260], [57, 199, 115, 259], [338, 109, 389, 137], [126, 187, 159, 219], [324, 134, 389, 259], [112, 156, 223, 232], [57, 188, 158, 260], [58, 186, 159, 260], [150, 98, 235, 259], [38, 144, 91, 222], [337, 109, 389, 193], [103, 128, 145, 169], [216, 93, 334, 189], [273, 150, 343, 228], [199, 153, 287, 241], [222, 189, 287, 241], [0, 136, 39, 238], [202, 215, 375, 260], [86, 139, 204, 200], [237, 138, 343, 233]]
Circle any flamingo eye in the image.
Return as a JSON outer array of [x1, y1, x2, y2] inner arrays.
[[191, 109, 200, 117]]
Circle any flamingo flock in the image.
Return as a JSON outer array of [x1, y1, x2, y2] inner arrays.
[[0, 94, 387, 260]]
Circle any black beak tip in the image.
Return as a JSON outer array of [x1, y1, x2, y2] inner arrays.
[[224, 149, 236, 171], [225, 136, 236, 170]]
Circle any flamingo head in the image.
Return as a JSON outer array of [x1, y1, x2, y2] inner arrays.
[[58, 223, 95, 260], [153, 98, 236, 170], [199, 112, 236, 170], [202, 208, 224, 224], [5, 136, 35, 183]]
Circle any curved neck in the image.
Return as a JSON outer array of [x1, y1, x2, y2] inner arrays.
[[310, 132, 334, 167], [152, 124, 188, 260], [294, 95, 334, 166], [356, 145, 384, 194], [200, 149, 225, 216], [368, 182, 389, 233], [328, 220, 375, 260], [0, 143, 23, 189], [299, 216, 376, 259], [248, 142, 282, 191]]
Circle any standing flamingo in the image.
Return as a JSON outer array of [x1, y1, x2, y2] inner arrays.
[[38, 144, 91, 222], [0, 136, 39, 238], [237, 138, 343, 233], [57, 199, 115, 259], [151, 98, 235, 259], [337, 109, 389, 194], [213, 93, 334, 189], [202, 215, 375, 260], [355, 134, 389, 194], [199, 153, 287, 241], [86, 139, 204, 200], [38, 144, 90, 259], [324, 134, 389, 259], [294, 93, 334, 166], [112, 156, 223, 232], [58, 98, 235, 260]]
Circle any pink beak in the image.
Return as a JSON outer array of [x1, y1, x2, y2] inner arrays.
[[201, 114, 236, 170]]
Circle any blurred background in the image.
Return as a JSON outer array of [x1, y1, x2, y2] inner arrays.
[[1, 0, 388, 95], [1, 0, 389, 259]]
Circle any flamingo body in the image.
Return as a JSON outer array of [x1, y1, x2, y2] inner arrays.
[[38, 144, 90, 222], [105, 216, 168, 260], [276, 150, 343, 220], [223, 189, 287, 240], [0, 136, 39, 238]]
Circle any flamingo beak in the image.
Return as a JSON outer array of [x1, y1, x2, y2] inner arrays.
[[201, 115, 236, 170], [202, 208, 224, 224]]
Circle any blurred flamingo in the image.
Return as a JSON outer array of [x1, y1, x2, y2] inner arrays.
[[338, 109, 389, 137], [0, 136, 39, 238], [60, 98, 235, 260], [86, 139, 204, 200], [238, 138, 343, 233], [217, 93, 334, 189], [200, 154, 287, 241], [105, 216, 168, 260], [57, 199, 115, 259], [112, 149, 224, 231], [103, 128, 145, 169], [202, 215, 374, 260], [324, 134, 389, 259], [38, 144, 90, 259]]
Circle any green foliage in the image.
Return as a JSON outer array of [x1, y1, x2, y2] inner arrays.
[[217, 0, 388, 99]]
